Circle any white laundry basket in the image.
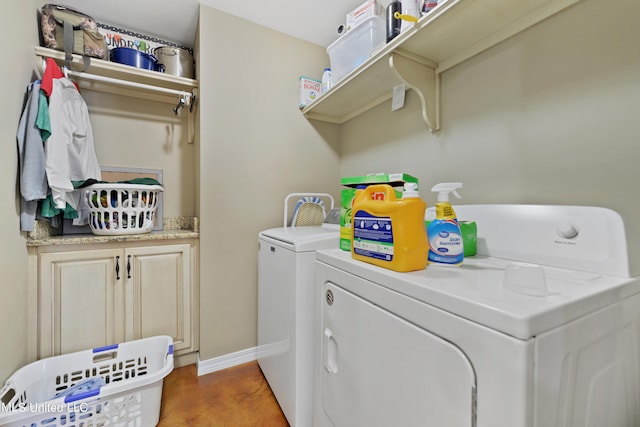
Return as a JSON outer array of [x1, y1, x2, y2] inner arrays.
[[85, 183, 163, 235], [0, 335, 173, 427]]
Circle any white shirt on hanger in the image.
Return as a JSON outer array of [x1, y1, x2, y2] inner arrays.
[[45, 77, 101, 210]]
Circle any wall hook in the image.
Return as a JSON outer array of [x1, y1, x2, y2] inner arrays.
[[173, 99, 185, 115], [174, 91, 189, 115]]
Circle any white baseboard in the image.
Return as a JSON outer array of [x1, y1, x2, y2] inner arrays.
[[196, 346, 258, 377]]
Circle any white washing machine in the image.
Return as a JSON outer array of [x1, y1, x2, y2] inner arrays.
[[258, 209, 340, 427], [313, 205, 640, 427]]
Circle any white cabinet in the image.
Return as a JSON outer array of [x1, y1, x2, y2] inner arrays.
[[30, 46, 200, 361], [36, 241, 197, 359], [31, 46, 199, 360], [303, 0, 583, 131]]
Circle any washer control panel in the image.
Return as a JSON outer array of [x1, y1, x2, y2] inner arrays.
[[449, 205, 634, 277]]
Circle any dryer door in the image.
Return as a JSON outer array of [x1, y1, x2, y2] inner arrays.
[[321, 281, 477, 427]]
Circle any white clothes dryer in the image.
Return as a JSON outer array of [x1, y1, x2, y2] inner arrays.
[[258, 210, 339, 427], [313, 205, 640, 427]]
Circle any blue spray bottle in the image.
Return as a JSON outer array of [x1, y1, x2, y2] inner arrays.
[[427, 182, 464, 266]]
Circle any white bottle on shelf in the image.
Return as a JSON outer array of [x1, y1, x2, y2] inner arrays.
[[321, 68, 332, 93]]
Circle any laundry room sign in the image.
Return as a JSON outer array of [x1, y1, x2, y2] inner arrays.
[[97, 22, 193, 55]]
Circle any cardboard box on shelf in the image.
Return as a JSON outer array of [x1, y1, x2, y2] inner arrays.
[[299, 76, 322, 109]]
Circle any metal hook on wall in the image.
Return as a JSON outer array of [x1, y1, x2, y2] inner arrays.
[[173, 99, 185, 115], [173, 91, 189, 115]]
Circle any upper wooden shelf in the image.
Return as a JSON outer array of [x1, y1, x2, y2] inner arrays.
[[35, 46, 198, 104], [302, 0, 582, 131]]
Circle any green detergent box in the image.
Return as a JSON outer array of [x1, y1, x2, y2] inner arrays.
[[340, 173, 419, 251]]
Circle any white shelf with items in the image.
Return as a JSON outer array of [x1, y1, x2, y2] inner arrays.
[[35, 46, 198, 142], [35, 46, 197, 103], [302, 0, 582, 132]]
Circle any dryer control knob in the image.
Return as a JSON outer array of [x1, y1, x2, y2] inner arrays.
[[557, 223, 579, 239]]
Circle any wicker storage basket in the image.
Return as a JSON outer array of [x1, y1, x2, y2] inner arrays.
[[85, 183, 163, 235]]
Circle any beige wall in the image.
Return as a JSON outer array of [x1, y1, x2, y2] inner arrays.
[[341, 0, 640, 231], [82, 91, 194, 217], [0, 1, 41, 382], [197, 6, 340, 360]]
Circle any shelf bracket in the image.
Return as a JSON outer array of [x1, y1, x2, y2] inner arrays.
[[389, 52, 440, 132]]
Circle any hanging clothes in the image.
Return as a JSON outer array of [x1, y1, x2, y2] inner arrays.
[[45, 76, 101, 214], [16, 58, 100, 231], [41, 57, 65, 97], [16, 81, 49, 231]]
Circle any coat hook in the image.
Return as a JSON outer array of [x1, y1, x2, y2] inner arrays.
[[173, 99, 185, 115], [173, 91, 189, 115]]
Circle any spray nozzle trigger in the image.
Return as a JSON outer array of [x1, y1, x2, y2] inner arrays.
[[431, 182, 463, 203]]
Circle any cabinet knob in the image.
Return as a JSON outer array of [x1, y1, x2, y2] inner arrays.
[[115, 256, 120, 280]]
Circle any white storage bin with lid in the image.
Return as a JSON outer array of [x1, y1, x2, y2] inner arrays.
[[327, 16, 385, 85], [0, 335, 174, 427], [85, 183, 163, 235]]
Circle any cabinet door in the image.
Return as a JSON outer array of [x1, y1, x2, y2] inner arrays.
[[39, 248, 123, 358], [126, 244, 193, 354]]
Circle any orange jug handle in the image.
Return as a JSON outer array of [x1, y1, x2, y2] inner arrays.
[[361, 184, 396, 201]]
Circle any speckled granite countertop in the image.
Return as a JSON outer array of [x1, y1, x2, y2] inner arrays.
[[27, 217, 199, 247]]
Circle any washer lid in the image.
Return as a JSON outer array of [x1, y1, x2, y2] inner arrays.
[[259, 225, 339, 251], [316, 249, 640, 340]]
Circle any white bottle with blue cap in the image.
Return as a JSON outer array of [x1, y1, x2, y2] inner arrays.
[[321, 68, 332, 93]]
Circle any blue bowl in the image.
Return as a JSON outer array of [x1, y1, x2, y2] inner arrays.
[[111, 47, 164, 72]]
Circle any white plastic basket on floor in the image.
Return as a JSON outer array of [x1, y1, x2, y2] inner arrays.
[[0, 335, 174, 427], [85, 183, 163, 235]]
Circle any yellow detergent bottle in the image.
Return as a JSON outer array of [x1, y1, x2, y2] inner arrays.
[[351, 183, 428, 272]]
